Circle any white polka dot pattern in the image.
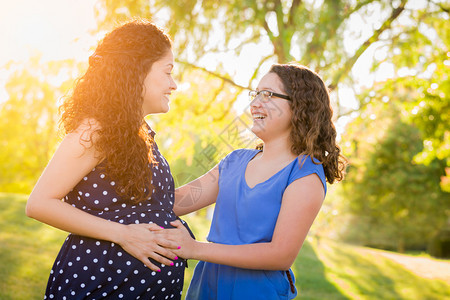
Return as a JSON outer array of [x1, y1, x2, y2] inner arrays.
[[45, 128, 190, 299]]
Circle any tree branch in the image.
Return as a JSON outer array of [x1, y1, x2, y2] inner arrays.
[[194, 80, 226, 115], [344, 0, 374, 18], [262, 3, 275, 44], [213, 92, 240, 122], [247, 54, 277, 86], [176, 59, 250, 90], [429, 0, 449, 13], [288, 0, 302, 27], [329, 0, 408, 90]]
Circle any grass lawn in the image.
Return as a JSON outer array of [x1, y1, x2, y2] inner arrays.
[[1, 193, 449, 299]]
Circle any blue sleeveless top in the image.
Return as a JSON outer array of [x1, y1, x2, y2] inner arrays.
[[186, 149, 326, 300], [208, 148, 326, 245]]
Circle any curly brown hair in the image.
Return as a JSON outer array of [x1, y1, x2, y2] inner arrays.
[[59, 19, 172, 203], [267, 64, 347, 183]]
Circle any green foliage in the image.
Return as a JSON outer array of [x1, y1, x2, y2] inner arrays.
[[2, 193, 449, 300], [0, 57, 84, 193], [95, 0, 449, 94], [369, 4, 450, 182], [341, 103, 448, 252], [338, 9, 450, 250]]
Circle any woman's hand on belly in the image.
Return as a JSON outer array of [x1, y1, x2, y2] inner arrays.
[[116, 222, 181, 272]]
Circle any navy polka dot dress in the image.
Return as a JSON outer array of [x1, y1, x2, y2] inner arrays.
[[44, 126, 192, 300]]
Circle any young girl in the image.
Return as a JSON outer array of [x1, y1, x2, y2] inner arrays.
[[26, 19, 191, 299], [157, 64, 347, 299]]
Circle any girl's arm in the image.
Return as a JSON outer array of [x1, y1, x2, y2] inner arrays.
[[162, 173, 324, 270], [26, 122, 178, 271], [173, 165, 219, 216]]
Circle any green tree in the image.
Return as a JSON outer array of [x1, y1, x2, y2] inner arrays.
[[96, 0, 449, 117], [336, 7, 450, 253], [0, 57, 82, 193], [341, 103, 448, 253], [366, 4, 450, 191]]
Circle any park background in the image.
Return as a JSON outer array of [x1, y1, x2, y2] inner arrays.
[[0, 0, 449, 299]]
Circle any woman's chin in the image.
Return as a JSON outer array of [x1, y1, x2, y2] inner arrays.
[[146, 105, 170, 115], [161, 105, 170, 113]]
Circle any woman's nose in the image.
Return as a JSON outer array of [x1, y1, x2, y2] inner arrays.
[[170, 77, 177, 90]]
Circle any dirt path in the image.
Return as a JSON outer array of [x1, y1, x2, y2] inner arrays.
[[364, 248, 450, 283]]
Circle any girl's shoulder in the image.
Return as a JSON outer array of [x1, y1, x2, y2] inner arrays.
[[218, 148, 260, 170], [296, 155, 323, 170], [222, 148, 259, 162], [289, 155, 327, 193], [230, 148, 260, 158]]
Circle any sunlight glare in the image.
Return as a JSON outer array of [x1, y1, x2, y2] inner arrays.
[[0, 0, 97, 65], [0, 0, 97, 103]]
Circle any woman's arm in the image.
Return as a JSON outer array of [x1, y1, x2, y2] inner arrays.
[[162, 173, 324, 270], [26, 123, 178, 271], [173, 165, 219, 216]]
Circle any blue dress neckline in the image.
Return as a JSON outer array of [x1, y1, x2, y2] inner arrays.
[[243, 150, 299, 189]]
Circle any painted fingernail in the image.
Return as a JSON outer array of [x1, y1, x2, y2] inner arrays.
[[160, 226, 164, 229], [177, 246, 181, 249], [170, 262, 174, 266], [157, 269, 161, 272], [174, 256, 178, 260]]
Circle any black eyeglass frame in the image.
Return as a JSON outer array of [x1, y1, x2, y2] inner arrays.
[[248, 90, 292, 101]]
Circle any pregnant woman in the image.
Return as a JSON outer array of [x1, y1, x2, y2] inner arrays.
[[26, 19, 192, 299]]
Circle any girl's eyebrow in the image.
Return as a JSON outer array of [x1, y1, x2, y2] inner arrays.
[[256, 87, 275, 92]]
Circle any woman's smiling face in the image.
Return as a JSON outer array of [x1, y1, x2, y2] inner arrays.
[[141, 49, 177, 115]]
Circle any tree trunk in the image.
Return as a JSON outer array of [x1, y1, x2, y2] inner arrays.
[[397, 237, 405, 253]]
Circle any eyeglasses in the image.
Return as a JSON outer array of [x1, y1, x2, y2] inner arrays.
[[248, 90, 291, 102]]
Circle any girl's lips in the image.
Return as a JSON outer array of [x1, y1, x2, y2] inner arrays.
[[252, 114, 266, 121]]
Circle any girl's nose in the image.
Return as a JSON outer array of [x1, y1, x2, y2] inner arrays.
[[250, 97, 262, 108]]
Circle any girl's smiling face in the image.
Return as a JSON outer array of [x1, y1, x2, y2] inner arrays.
[[250, 72, 292, 140]]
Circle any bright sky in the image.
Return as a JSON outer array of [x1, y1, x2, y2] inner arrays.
[[0, 0, 98, 102], [0, 0, 97, 65]]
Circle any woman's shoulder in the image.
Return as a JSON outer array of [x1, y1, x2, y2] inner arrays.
[[74, 118, 102, 133], [67, 118, 102, 146]]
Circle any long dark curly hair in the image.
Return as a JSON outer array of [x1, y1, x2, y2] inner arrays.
[[59, 19, 172, 203], [267, 64, 347, 183]]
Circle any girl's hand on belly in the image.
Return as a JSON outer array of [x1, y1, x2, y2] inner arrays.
[[153, 220, 197, 260]]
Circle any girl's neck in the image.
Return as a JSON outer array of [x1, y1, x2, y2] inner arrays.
[[259, 135, 296, 163]]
